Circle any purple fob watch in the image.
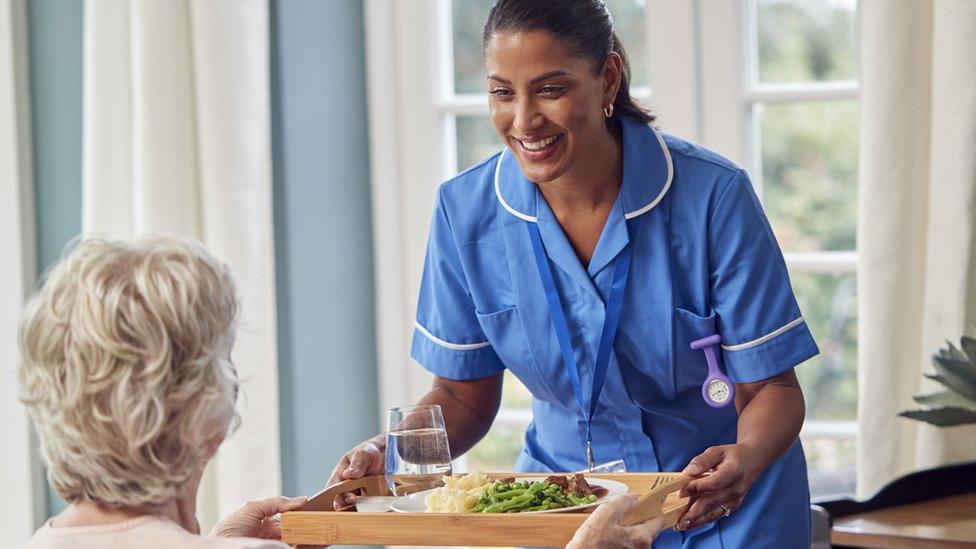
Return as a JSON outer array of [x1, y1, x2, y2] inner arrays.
[[690, 334, 736, 408]]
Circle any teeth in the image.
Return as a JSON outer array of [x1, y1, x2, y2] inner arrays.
[[521, 135, 558, 151]]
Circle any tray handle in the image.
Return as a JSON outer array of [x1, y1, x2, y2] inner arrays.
[[621, 473, 690, 528], [303, 475, 389, 512]]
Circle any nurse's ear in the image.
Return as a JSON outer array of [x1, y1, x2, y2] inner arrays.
[[600, 51, 624, 113]]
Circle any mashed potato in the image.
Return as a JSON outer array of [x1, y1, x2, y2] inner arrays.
[[424, 471, 491, 513]]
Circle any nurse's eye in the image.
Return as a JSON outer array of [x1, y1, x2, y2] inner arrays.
[[489, 87, 514, 98], [538, 85, 566, 96]]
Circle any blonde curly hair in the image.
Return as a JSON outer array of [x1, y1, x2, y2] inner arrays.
[[17, 236, 240, 511]]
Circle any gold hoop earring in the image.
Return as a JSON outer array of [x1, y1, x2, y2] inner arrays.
[[604, 104, 614, 118]]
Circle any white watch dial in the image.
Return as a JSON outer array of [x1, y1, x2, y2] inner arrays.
[[707, 379, 731, 403]]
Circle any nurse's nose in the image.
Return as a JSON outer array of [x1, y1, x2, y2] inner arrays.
[[513, 97, 544, 134]]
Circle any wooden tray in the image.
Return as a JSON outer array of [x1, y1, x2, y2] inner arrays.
[[281, 472, 690, 546]]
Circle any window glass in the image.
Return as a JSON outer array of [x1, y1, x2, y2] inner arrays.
[[756, 0, 857, 84], [759, 100, 859, 252]]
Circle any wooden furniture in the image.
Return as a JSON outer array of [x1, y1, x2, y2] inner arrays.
[[830, 493, 976, 548], [280, 472, 690, 547], [816, 461, 976, 548]]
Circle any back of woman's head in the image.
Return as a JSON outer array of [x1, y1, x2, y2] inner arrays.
[[483, 0, 654, 125], [18, 236, 240, 511]]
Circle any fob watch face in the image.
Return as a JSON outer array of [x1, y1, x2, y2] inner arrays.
[[706, 379, 731, 404]]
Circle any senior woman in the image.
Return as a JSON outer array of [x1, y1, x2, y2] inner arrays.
[[18, 237, 302, 548], [18, 236, 664, 549], [333, 0, 819, 547]]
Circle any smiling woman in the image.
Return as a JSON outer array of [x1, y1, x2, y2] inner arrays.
[[345, 1, 818, 547]]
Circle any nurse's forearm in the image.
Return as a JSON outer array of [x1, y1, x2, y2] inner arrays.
[[416, 374, 504, 458], [733, 369, 805, 472]]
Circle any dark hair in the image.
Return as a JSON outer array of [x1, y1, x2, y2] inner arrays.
[[483, 0, 655, 126]]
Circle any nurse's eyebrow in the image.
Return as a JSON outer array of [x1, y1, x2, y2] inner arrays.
[[487, 70, 572, 85]]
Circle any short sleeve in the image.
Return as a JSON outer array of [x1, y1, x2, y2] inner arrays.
[[410, 189, 506, 380], [709, 170, 819, 383]]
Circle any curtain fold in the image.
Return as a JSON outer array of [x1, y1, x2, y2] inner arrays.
[[1, 0, 42, 542], [857, 0, 976, 498], [82, 0, 280, 527]]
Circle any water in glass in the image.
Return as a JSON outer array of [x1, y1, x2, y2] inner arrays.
[[386, 405, 452, 496]]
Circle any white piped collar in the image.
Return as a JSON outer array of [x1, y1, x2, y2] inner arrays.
[[493, 117, 674, 222]]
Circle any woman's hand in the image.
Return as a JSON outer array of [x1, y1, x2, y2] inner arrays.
[[675, 443, 764, 531], [210, 495, 308, 539], [566, 493, 665, 549], [326, 434, 386, 508]]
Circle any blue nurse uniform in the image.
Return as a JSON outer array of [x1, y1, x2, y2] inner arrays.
[[410, 115, 820, 548]]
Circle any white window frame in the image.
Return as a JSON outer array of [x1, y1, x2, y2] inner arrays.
[[649, 0, 859, 445], [365, 0, 858, 444]]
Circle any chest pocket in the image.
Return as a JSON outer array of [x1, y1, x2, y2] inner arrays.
[[475, 306, 559, 404], [460, 240, 515, 315], [674, 307, 719, 395]]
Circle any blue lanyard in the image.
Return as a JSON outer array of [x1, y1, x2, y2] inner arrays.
[[526, 218, 638, 469]]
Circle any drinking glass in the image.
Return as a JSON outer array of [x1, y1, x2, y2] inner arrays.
[[586, 459, 628, 473], [385, 404, 452, 496]]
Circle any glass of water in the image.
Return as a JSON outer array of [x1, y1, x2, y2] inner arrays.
[[385, 404, 452, 496], [586, 459, 628, 473]]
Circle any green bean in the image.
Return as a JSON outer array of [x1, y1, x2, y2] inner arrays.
[[482, 493, 534, 513], [494, 488, 526, 501], [468, 480, 601, 514]]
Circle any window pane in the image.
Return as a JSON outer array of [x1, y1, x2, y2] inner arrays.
[[755, 0, 857, 84], [465, 372, 532, 472], [605, 0, 648, 88], [452, 0, 648, 94], [456, 115, 501, 171], [452, 0, 493, 94], [759, 100, 858, 252], [792, 272, 857, 420], [802, 436, 856, 498], [467, 374, 531, 473], [466, 420, 527, 473], [502, 370, 533, 409]]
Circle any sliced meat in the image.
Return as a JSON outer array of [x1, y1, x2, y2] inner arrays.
[[497, 476, 516, 484], [590, 484, 609, 498], [545, 475, 569, 489], [568, 473, 594, 497]]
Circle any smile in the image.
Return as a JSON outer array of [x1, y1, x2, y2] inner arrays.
[[518, 134, 560, 151], [514, 134, 563, 160]]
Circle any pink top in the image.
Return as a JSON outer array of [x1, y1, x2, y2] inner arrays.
[[26, 515, 289, 549]]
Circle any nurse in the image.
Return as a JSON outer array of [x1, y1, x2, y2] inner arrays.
[[331, 0, 819, 546]]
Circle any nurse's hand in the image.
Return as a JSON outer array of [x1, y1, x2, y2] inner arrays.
[[674, 443, 764, 531], [326, 433, 386, 508], [566, 493, 665, 549]]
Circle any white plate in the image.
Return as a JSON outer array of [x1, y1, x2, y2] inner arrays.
[[390, 476, 629, 515]]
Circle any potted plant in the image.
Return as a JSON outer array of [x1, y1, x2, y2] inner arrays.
[[899, 328, 976, 426]]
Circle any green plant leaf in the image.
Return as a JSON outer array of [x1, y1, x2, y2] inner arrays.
[[945, 342, 968, 361], [925, 373, 949, 385], [961, 336, 976, 366], [931, 356, 976, 400], [912, 391, 976, 410], [899, 407, 976, 427]]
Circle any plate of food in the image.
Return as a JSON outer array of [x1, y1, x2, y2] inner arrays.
[[390, 471, 628, 514]]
